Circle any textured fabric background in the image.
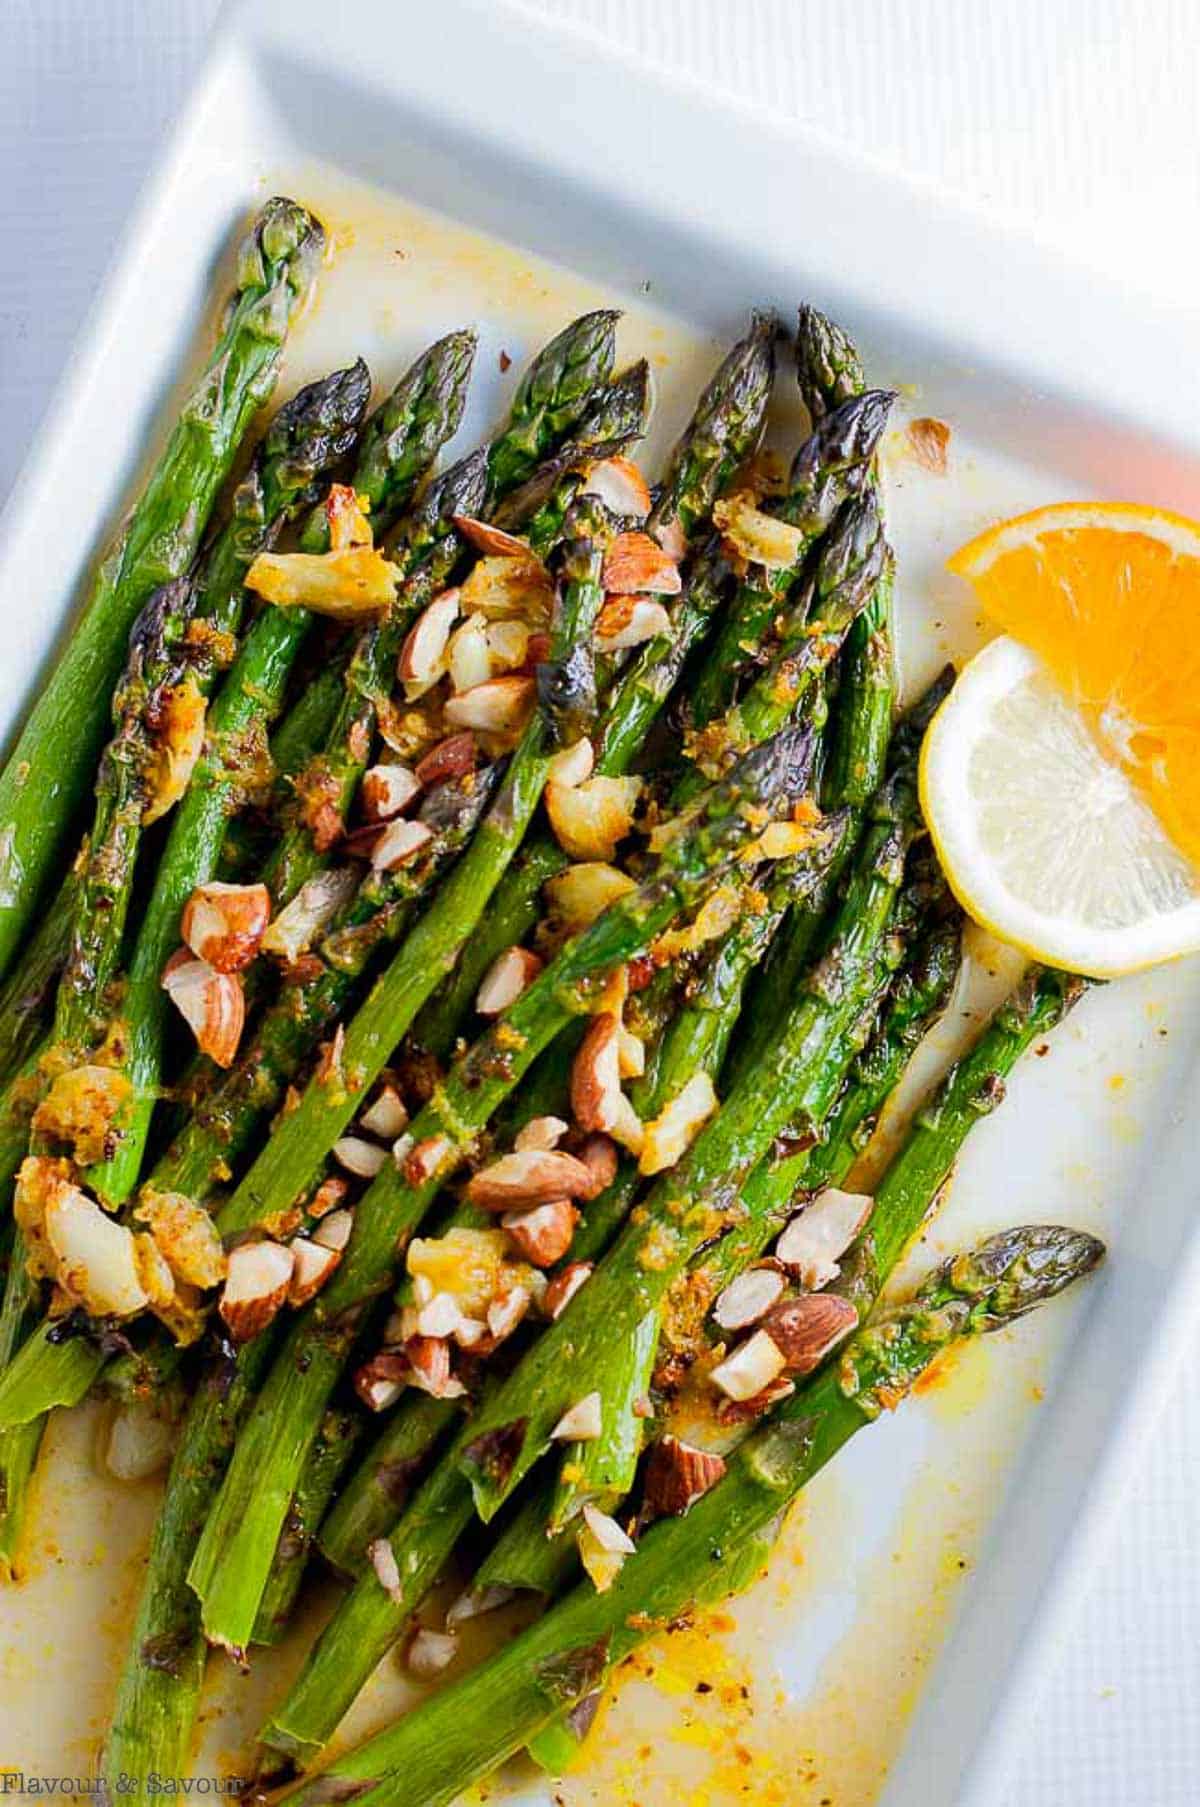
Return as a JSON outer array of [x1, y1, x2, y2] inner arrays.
[[1, 3, 1197, 1800]]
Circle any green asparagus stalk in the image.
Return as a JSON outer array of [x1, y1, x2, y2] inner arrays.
[[794, 303, 867, 420], [485, 311, 620, 497], [688, 388, 893, 727], [97, 1329, 280, 1803], [187, 727, 819, 1657], [0, 1228, 41, 1575], [288, 1223, 1102, 1807], [0, 198, 324, 983], [318, 1392, 459, 1577], [0, 878, 76, 1086], [252, 1407, 363, 1646]]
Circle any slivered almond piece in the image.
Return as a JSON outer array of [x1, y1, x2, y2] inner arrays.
[[397, 586, 461, 683], [361, 763, 421, 822], [617, 1025, 644, 1079], [371, 818, 434, 872], [413, 1293, 464, 1339], [641, 1436, 726, 1521], [513, 1115, 569, 1153], [443, 674, 536, 735], [333, 1136, 388, 1179], [547, 737, 594, 789], [546, 774, 641, 862], [161, 954, 244, 1068], [360, 1085, 409, 1140], [406, 1335, 466, 1399], [415, 731, 476, 788], [570, 1012, 622, 1134], [403, 1136, 451, 1187], [713, 492, 805, 570], [369, 1537, 403, 1602], [181, 882, 271, 973], [312, 1207, 353, 1252], [485, 618, 531, 672], [581, 1503, 635, 1554], [760, 1293, 857, 1375], [501, 1199, 578, 1266], [544, 862, 636, 929], [447, 614, 492, 694], [219, 1241, 294, 1343], [552, 1391, 603, 1443], [710, 1328, 788, 1402], [261, 866, 358, 963], [452, 515, 532, 558], [774, 1187, 874, 1289], [608, 1094, 645, 1158], [307, 1175, 350, 1221], [544, 1261, 592, 1319], [575, 1133, 619, 1199], [475, 945, 543, 1017], [712, 1265, 786, 1332], [287, 1235, 341, 1306], [486, 1285, 531, 1344], [406, 1626, 458, 1677], [638, 1071, 718, 1176], [459, 554, 554, 625], [355, 1352, 409, 1413], [466, 1148, 594, 1211], [582, 455, 652, 519], [602, 531, 681, 595], [595, 595, 671, 651]]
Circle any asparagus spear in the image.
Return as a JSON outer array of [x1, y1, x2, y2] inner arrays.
[[407, 313, 777, 1061], [794, 302, 867, 419], [485, 310, 620, 496], [287, 1223, 1102, 1807], [0, 878, 76, 1087], [0, 198, 324, 983], [317, 1392, 459, 1577], [687, 388, 893, 727], [252, 1407, 363, 1646], [187, 728, 818, 1657]]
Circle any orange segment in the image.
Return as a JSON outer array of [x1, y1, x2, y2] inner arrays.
[[948, 502, 1200, 868]]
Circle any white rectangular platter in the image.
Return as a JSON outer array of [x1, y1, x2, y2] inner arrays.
[[1, 1, 1199, 1801]]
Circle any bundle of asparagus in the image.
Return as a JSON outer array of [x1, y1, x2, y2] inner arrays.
[[0, 219, 1105, 1807]]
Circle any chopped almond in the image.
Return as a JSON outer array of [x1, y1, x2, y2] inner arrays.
[[467, 1148, 594, 1211], [544, 1261, 592, 1320], [574, 1133, 619, 1199], [447, 614, 492, 694], [247, 546, 399, 618], [398, 587, 461, 684], [361, 764, 421, 822], [907, 416, 951, 474], [403, 1136, 451, 1187], [617, 1025, 645, 1079], [324, 483, 373, 550], [359, 1085, 409, 1140], [443, 674, 536, 736], [578, 1504, 635, 1592], [312, 1208, 354, 1252], [453, 516, 532, 558], [570, 1013, 621, 1134], [513, 1115, 569, 1154], [181, 881, 271, 973], [415, 731, 476, 788], [653, 516, 687, 562], [475, 945, 543, 1017], [544, 861, 636, 929], [602, 532, 681, 595], [219, 1241, 294, 1342], [406, 1626, 458, 1677], [485, 618, 532, 673], [582, 455, 652, 519], [485, 1284, 531, 1345], [332, 1136, 388, 1179], [287, 1235, 342, 1306], [545, 774, 641, 862], [759, 1293, 858, 1375], [641, 1435, 726, 1521], [161, 954, 244, 1068], [710, 1328, 788, 1402], [775, 1187, 874, 1289], [369, 1535, 403, 1601], [711, 1265, 786, 1332], [371, 818, 434, 872], [595, 595, 671, 651], [307, 1175, 350, 1220], [547, 737, 594, 789], [551, 1391, 602, 1442], [406, 1335, 467, 1399], [355, 1351, 409, 1413], [712, 492, 805, 570], [43, 1180, 150, 1319], [501, 1199, 578, 1266], [638, 1071, 718, 1176]]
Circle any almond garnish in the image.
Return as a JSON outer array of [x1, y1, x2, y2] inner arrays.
[[361, 764, 421, 822], [261, 866, 358, 964], [134, 1190, 226, 1289], [452, 516, 532, 559], [712, 492, 805, 570], [466, 1148, 594, 1211], [397, 587, 461, 685], [405, 1334, 465, 1398], [759, 1293, 857, 1375], [332, 1136, 388, 1179], [545, 774, 641, 862], [582, 455, 652, 519], [544, 1261, 593, 1320], [414, 731, 477, 788], [443, 674, 536, 736], [775, 1187, 873, 1289], [602, 531, 681, 595], [574, 1133, 619, 1199], [907, 416, 951, 474], [405, 1626, 458, 1677], [447, 614, 493, 694], [161, 953, 245, 1068], [638, 1071, 718, 1176], [595, 595, 672, 651], [578, 1504, 635, 1592], [641, 1435, 726, 1521], [709, 1328, 788, 1402], [459, 554, 554, 625], [181, 881, 271, 973], [551, 1391, 603, 1442], [359, 1085, 409, 1141], [287, 1235, 342, 1306], [311, 1208, 354, 1252], [501, 1198, 578, 1266], [370, 818, 434, 873], [711, 1265, 786, 1332], [368, 1536, 403, 1601], [475, 945, 543, 1017], [546, 737, 595, 789], [513, 1114, 569, 1153], [219, 1240, 294, 1342]]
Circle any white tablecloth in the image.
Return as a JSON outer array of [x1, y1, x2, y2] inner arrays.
[[2, 3, 1197, 1801]]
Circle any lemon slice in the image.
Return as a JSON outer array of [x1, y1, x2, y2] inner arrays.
[[919, 637, 1200, 978]]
